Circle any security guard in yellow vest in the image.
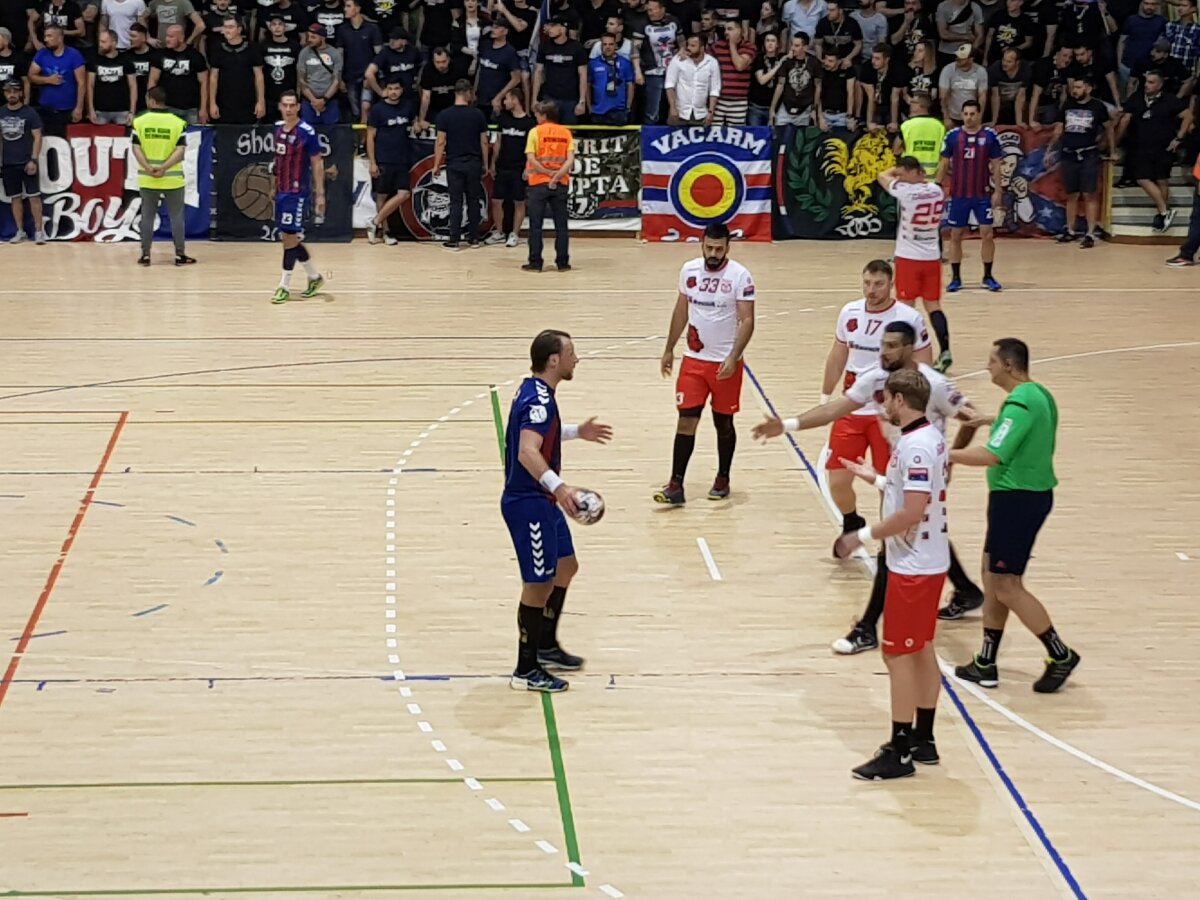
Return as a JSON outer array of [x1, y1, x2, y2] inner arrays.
[[522, 100, 576, 272], [131, 86, 195, 266]]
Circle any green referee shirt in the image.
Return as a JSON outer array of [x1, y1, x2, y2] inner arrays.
[[985, 381, 1058, 492]]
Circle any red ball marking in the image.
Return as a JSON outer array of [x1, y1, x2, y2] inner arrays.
[[691, 173, 727, 208]]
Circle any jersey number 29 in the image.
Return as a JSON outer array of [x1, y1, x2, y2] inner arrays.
[[911, 200, 945, 226]]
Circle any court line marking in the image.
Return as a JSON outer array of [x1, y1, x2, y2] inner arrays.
[[2, 286, 1195, 296], [0, 411, 128, 715], [743, 364, 1083, 899], [0, 778, 555, 790], [696, 537, 723, 581], [0, 882, 575, 896]]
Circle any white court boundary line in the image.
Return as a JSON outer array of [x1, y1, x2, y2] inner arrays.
[[5, 286, 1200, 296], [754, 339, 1200, 816], [696, 538, 723, 581]]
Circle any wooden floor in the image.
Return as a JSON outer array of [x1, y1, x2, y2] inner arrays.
[[0, 238, 1197, 900]]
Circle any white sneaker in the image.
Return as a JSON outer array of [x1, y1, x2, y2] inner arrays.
[[483, 230, 506, 245], [505, 232, 519, 248], [9, 230, 26, 244], [34, 230, 46, 245], [1162, 208, 1177, 231], [384, 234, 398, 246], [366, 218, 380, 244]]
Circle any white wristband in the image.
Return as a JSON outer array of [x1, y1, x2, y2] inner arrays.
[[540, 470, 565, 493], [562, 424, 579, 441], [783, 417, 800, 433], [857, 525, 874, 544], [873, 474, 886, 491], [819, 393, 831, 405]]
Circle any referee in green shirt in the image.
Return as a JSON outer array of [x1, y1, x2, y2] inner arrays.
[[947, 338, 1081, 694]]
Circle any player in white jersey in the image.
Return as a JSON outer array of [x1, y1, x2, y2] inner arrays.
[[753, 320, 984, 653], [836, 369, 949, 781], [655, 223, 757, 505], [819, 259, 931, 554], [879, 156, 954, 374]]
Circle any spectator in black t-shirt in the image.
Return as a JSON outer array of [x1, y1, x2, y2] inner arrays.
[[123, 21, 157, 109], [486, 87, 533, 245], [1022, 0, 1057, 59], [814, 0, 862, 67], [34, 0, 84, 48], [1067, 43, 1119, 108], [666, 0, 699, 38], [1114, 70, 1187, 230], [983, 0, 1032, 63], [1128, 38, 1188, 98], [417, 44, 455, 127], [897, 38, 938, 119], [816, 45, 855, 127], [546, 0, 581, 38], [534, 13, 587, 122], [256, 0, 308, 42], [412, 0, 461, 50], [337, 0, 381, 122], [578, 0, 619, 47], [0, 27, 30, 99], [475, 17, 520, 117], [1051, 75, 1110, 245], [209, 15, 263, 121], [772, 31, 819, 125], [748, 30, 782, 124], [365, 25, 419, 98], [859, 41, 897, 129], [1057, 0, 1114, 55], [1029, 43, 1071, 126], [307, 0, 345, 37], [493, 0, 538, 85], [888, 0, 936, 63], [87, 27, 133, 121], [365, 0, 402, 35], [260, 14, 299, 110], [365, 76, 416, 244], [148, 22, 207, 122], [987, 45, 1029, 124], [201, 0, 243, 53], [433, 78, 487, 248]]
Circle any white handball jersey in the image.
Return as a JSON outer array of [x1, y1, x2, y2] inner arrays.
[[678, 258, 757, 363], [845, 362, 968, 432], [883, 420, 949, 576], [834, 299, 931, 416], [887, 180, 945, 262]]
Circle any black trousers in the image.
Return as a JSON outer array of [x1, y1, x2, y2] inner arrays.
[[526, 182, 569, 269], [446, 160, 483, 243]]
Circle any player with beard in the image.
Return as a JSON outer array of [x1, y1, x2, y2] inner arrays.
[[655, 222, 757, 505]]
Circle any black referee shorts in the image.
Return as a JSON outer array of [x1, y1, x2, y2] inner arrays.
[[984, 489, 1054, 577]]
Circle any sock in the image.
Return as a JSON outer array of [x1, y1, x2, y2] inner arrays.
[[859, 551, 887, 631], [297, 244, 319, 279], [671, 432, 696, 484], [279, 246, 299, 288], [978, 627, 1004, 666], [947, 545, 979, 595], [891, 721, 911, 756], [541, 585, 567, 650], [951, 262, 961, 281], [713, 412, 736, 478], [1038, 627, 1069, 661], [914, 707, 936, 743], [930, 309, 950, 354], [841, 511, 865, 533], [983, 261, 994, 279], [516, 603, 544, 673]]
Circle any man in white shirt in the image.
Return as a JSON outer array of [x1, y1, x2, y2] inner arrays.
[[782, 0, 823, 51], [665, 33, 720, 124], [101, 0, 146, 48]]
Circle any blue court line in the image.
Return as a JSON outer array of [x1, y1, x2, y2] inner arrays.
[[215, 539, 229, 553], [132, 604, 168, 617], [203, 570, 223, 586], [91, 500, 125, 508], [9, 631, 67, 641], [165, 515, 196, 527], [742, 362, 1086, 899]]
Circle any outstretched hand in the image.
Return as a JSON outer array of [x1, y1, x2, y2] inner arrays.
[[839, 455, 878, 484], [751, 417, 784, 441], [578, 416, 612, 444]]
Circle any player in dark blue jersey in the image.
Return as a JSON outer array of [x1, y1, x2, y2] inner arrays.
[[270, 90, 327, 305], [936, 99, 1004, 293], [502, 329, 612, 693]]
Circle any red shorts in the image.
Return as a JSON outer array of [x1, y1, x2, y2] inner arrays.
[[894, 256, 942, 303], [826, 413, 890, 473], [676, 355, 743, 415], [882, 571, 946, 655]]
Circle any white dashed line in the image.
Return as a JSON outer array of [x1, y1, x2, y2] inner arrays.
[[508, 819, 531, 833], [696, 537, 723, 581]]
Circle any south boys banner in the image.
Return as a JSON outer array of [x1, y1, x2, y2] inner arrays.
[[213, 124, 354, 242], [640, 126, 772, 242], [0, 124, 213, 242]]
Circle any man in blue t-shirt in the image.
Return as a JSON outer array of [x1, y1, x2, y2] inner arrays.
[[501, 329, 612, 693], [586, 33, 634, 124], [0, 80, 46, 244], [28, 24, 85, 137], [474, 18, 522, 121], [364, 76, 417, 244]]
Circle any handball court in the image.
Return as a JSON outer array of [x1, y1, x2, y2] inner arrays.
[[0, 240, 1196, 900]]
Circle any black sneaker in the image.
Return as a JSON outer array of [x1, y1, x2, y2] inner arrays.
[[521, 262, 542, 272], [1033, 649, 1080, 694], [910, 740, 940, 765], [834, 513, 866, 558], [1079, 234, 1095, 249], [556, 263, 572, 272], [510, 667, 569, 692], [1152, 213, 1166, 233], [443, 241, 462, 251], [831, 623, 878, 655], [653, 480, 685, 505], [1056, 230, 1077, 243], [537, 646, 585, 671], [954, 656, 999, 688], [852, 743, 915, 781], [938, 589, 983, 620], [174, 253, 197, 266], [137, 254, 151, 266]]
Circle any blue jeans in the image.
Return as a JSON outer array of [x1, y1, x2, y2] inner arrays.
[[643, 72, 664, 124], [301, 99, 340, 125], [549, 99, 578, 124], [747, 103, 770, 126], [592, 108, 628, 125]]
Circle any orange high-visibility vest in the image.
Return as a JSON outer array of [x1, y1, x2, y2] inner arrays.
[[525, 123, 573, 187], [1194, 150, 1200, 182]]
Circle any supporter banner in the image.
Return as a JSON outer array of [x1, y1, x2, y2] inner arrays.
[[568, 128, 639, 225], [991, 126, 1095, 237], [213, 124, 354, 242], [0, 124, 213, 242], [773, 126, 898, 241], [641, 126, 772, 242]]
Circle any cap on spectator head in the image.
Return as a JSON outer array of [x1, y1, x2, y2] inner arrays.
[[3, 79, 21, 91], [308, 22, 328, 37], [1152, 37, 1170, 52], [955, 43, 972, 60], [549, 13, 571, 25], [389, 25, 410, 40], [0, 26, 12, 42]]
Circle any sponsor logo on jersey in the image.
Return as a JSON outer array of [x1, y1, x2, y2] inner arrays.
[[529, 404, 547, 423], [846, 317, 858, 332], [687, 275, 697, 288]]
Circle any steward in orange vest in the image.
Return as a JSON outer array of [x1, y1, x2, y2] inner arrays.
[[522, 100, 577, 272]]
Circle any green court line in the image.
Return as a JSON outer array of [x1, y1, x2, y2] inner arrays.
[[0, 777, 554, 791], [489, 384, 506, 467], [542, 694, 584, 888], [0, 882, 571, 897]]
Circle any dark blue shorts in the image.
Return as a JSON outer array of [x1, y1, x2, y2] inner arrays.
[[275, 193, 307, 234], [501, 496, 574, 584], [985, 489, 1053, 577], [945, 197, 993, 229]]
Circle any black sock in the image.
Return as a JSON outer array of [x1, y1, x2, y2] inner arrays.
[[841, 511, 865, 533], [541, 585, 567, 650], [983, 261, 994, 279], [296, 243, 310, 262], [282, 245, 299, 270], [930, 309, 950, 354], [860, 552, 887, 631], [951, 262, 961, 280], [1038, 627, 1069, 661], [891, 721, 911, 756], [947, 545, 979, 595], [914, 707, 936, 743], [713, 412, 736, 478], [516, 603, 543, 673], [671, 432, 696, 484], [978, 627, 1004, 666]]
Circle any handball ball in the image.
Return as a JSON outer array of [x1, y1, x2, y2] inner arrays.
[[573, 490, 605, 526]]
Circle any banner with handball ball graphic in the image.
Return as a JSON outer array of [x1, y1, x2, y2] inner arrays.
[[640, 126, 773, 242], [212, 124, 354, 242]]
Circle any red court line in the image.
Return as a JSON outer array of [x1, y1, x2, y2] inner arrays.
[[0, 812, 30, 817], [0, 411, 128, 715]]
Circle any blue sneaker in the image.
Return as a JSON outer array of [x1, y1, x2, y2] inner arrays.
[[982, 276, 1002, 292], [510, 668, 569, 692], [946, 277, 962, 293]]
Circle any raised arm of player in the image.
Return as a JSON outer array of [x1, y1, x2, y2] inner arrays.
[[718, 299, 755, 380], [821, 337, 849, 401], [751, 394, 862, 440], [517, 428, 581, 516], [660, 291, 689, 378], [877, 165, 899, 191]]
